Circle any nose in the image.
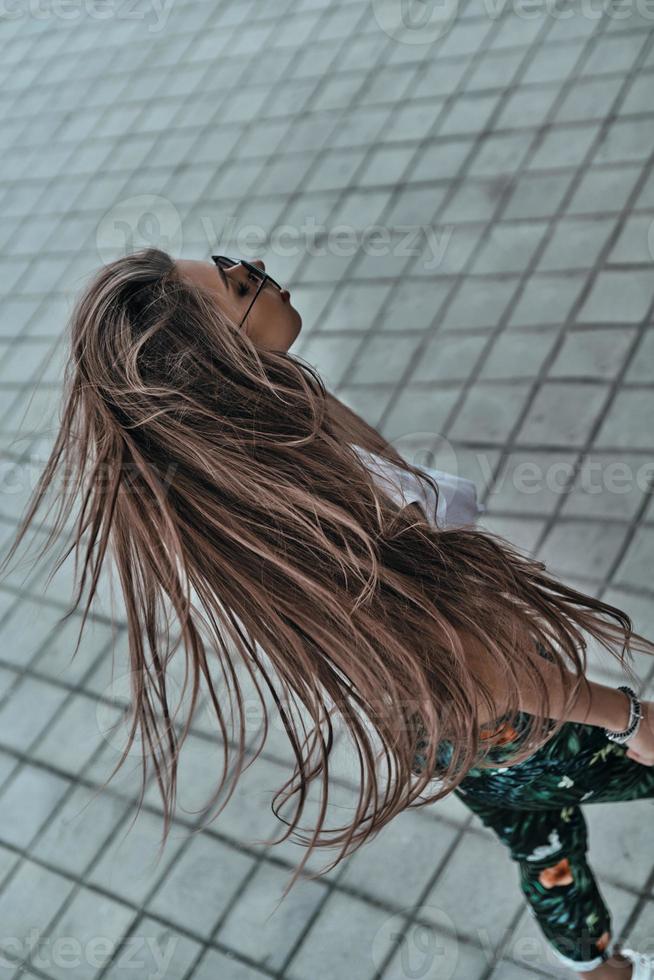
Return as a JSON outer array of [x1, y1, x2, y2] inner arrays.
[[251, 258, 265, 272]]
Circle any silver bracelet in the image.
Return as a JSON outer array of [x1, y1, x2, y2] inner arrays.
[[603, 685, 643, 744]]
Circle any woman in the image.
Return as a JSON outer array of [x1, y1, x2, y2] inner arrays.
[[3, 247, 654, 979]]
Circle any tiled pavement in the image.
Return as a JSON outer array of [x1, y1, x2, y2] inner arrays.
[[1, 0, 654, 977]]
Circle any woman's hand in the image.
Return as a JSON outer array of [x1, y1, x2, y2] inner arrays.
[[624, 700, 654, 766]]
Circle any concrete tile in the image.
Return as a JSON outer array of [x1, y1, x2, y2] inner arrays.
[[488, 449, 577, 516], [319, 282, 395, 331], [567, 164, 641, 215], [479, 331, 556, 380], [330, 188, 392, 228], [466, 50, 524, 91], [285, 890, 397, 980], [537, 520, 628, 580], [625, 329, 654, 383], [383, 101, 447, 144], [412, 334, 488, 383], [635, 167, 654, 208], [254, 153, 316, 197], [385, 184, 447, 227], [0, 859, 75, 967], [548, 328, 636, 380], [0, 749, 18, 792], [31, 692, 107, 775], [471, 222, 548, 275], [468, 133, 531, 177], [437, 18, 494, 58], [504, 172, 572, 219], [609, 215, 654, 264], [424, 830, 523, 947], [439, 94, 500, 136], [348, 334, 422, 384], [357, 144, 416, 187], [39, 886, 137, 980], [556, 76, 625, 123], [522, 41, 586, 84], [339, 807, 460, 907], [450, 383, 532, 444], [414, 224, 481, 275], [413, 59, 469, 98], [615, 526, 654, 589], [496, 87, 560, 129], [384, 387, 463, 443], [191, 947, 268, 980], [0, 601, 77, 669], [584, 799, 654, 891], [626, 898, 654, 954], [383, 927, 491, 980], [149, 739, 285, 848], [516, 383, 610, 446], [596, 390, 654, 449], [593, 118, 654, 165], [304, 149, 367, 193], [582, 33, 648, 76], [298, 334, 363, 387], [354, 243, 418, 279], [442, 278, 519, 330], [528, 124, 600, 171], [0, 765, 71, 849], [0, 676, 69, 753], [409, 139, 475, 182], [508, 274, 584, 328], [86, 808, 186, 907], [537, 217, 615, 272], [217, 861, 327, 971], [30, 783, 128, 876], [102, 916, 202, 980], [560, 452, 652, 520], [147, 833, 256, 939], [441, 180, 507, 223]]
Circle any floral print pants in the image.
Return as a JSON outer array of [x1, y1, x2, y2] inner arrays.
[[448, 710, 654, 973]]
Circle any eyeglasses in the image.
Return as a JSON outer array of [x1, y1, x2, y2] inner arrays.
[[211, 255, 283, 330]]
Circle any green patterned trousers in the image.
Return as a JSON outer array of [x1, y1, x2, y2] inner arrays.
[[448, 710, 654, 973]]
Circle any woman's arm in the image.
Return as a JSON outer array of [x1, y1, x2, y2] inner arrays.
[[459, 627, 632, 732]]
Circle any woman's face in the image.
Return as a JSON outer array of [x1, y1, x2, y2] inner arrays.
[[176, 258, 302, 352]]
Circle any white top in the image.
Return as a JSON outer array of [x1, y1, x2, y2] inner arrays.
[[351, 443, 484, 529]]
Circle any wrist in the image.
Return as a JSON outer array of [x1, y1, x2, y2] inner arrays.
[[607, 686, 632, 732], [603, 685, 643, 744]]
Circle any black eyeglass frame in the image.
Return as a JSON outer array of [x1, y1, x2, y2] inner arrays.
[[211, 255, 283, 329]]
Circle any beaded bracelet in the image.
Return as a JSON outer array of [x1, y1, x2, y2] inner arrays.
[[602, 685, 643, 744]]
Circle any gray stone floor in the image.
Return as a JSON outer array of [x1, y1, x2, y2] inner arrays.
[[1, 0, 654, 977]]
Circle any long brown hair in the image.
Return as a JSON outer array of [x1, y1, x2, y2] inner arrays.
[[2, 247, 652, 900]]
